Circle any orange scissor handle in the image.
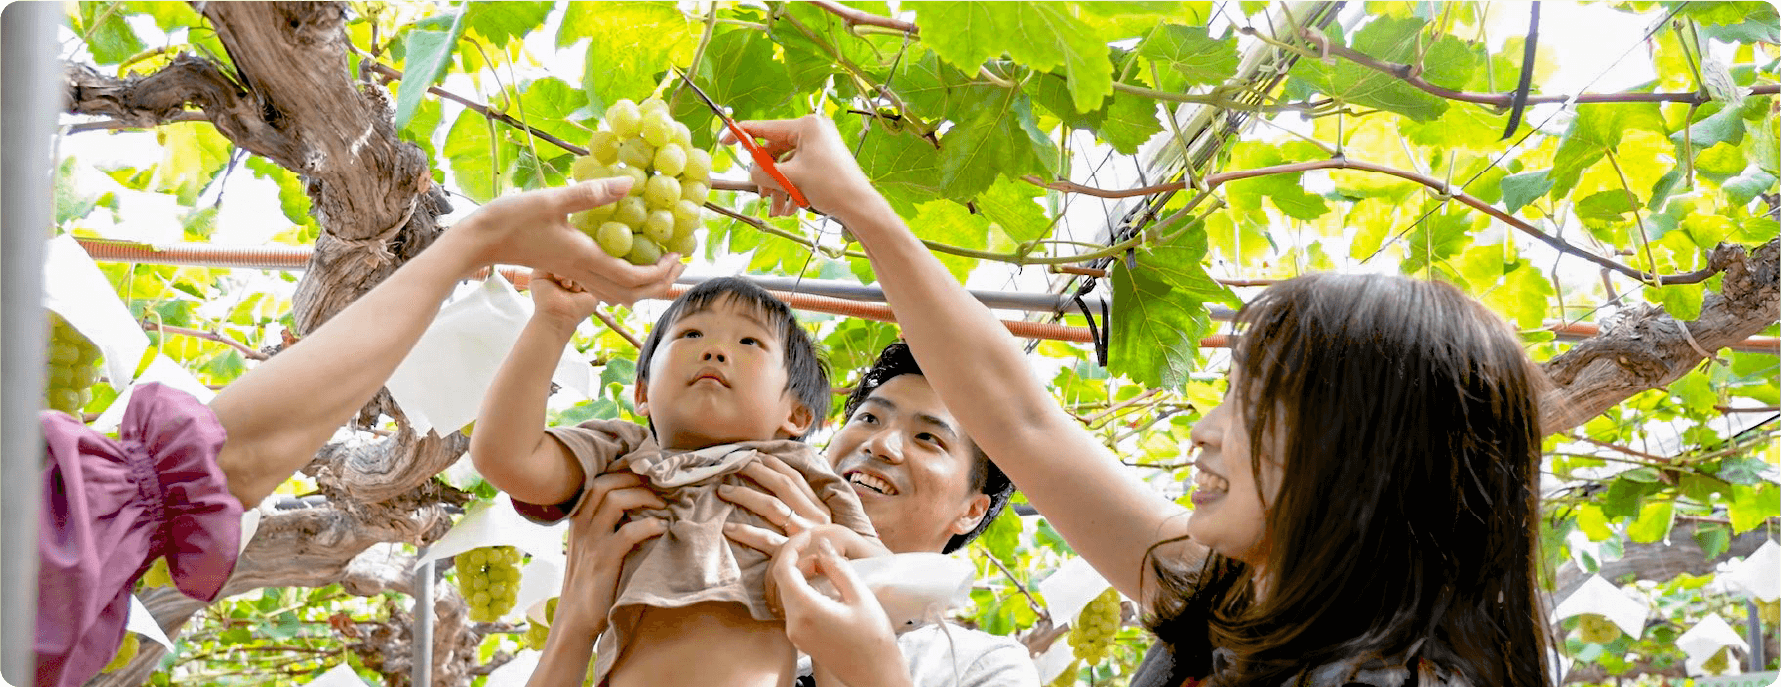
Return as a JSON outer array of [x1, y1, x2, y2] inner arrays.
[[721, 118, 810, 209]]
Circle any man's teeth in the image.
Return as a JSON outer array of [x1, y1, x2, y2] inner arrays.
[[849, 473, 896, 495]]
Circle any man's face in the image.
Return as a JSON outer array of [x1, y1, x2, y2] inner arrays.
[[827, 375, 988, 553], [637, 297, 809, 449]]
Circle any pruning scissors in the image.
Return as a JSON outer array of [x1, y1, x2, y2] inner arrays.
[[674, 68, 811, 209]]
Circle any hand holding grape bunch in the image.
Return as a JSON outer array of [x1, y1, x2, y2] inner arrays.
[[571, 97, 711, 265]]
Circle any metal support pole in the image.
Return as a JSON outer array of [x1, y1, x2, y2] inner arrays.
[[2, 2, 61, 682], [1748, 598, 1766, 669], [412, 553, 434, 687]]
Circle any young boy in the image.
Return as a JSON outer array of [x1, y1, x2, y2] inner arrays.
[[471, 273, 876, 687]]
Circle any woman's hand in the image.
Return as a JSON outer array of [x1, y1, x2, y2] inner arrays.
[[771, 534, 913, 687], [720, 116, 894, 226], [455, 176, 686, 307], [551, 472, 667, 642]]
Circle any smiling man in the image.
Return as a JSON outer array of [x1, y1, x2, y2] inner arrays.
[[721, 342, 1036, 687]]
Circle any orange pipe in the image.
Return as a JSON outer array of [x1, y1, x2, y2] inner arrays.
[[73, 238, 1780, 352]]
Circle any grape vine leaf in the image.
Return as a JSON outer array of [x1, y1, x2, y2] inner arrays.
[[1137, 25, 1238, 91], [1548, 103, 1665, 200], [908, 200, 990, 282], [1500, 170, 1553, 214], [974, 177, 1050, 244], [395, 11, 465, 130], [570, 1, 696, 117], [1289, 17, 1449, 122], [463, 1, 553, 47], [938, 86, 1056, 200], [915, 2, 1113, 113], [1109, 219, 1240, 389]]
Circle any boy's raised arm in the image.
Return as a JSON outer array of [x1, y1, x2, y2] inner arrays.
[[469, 271, 602, 507]]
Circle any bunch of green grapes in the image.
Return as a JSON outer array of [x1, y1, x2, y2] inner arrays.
[[570, 97, 711, 265], [1575, 612, 1622, 644], [45, 312, 101, 418], [101, 633, 139, 673], [1068, 588, 1122, 665], [456, 545, 524, 623]]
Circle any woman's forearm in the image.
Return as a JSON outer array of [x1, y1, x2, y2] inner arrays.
[[208, 226, 493, 508], [838, 204, 1190, 600]]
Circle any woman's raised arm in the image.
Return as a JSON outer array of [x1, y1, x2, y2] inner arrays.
[[724, 117, 1199, 601]]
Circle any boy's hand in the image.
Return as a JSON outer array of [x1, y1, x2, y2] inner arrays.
[[456, 177, 686, 307], [529, 270, 602, 333]]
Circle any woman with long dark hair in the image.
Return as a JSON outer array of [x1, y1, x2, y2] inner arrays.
[[723, 116, 1555, 687]]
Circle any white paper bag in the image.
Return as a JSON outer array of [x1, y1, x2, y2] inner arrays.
[[384, 274, 596, 435]]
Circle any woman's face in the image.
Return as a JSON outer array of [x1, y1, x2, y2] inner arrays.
[[1184, 378, 1283, 566]]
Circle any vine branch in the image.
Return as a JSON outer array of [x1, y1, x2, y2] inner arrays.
[[142, 321, 270, 361]]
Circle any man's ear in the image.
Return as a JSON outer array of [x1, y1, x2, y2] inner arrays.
[[633, 379, 651, 418], [949, 493, 991, 536], [778, 402, 815, 439]]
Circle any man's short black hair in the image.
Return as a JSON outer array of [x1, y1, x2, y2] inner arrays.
[[636, 277, 830, 441], [842, 342, 1015, 554]]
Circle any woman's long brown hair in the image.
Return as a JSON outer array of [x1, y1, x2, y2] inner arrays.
[[1145, 274, 1554, 687]]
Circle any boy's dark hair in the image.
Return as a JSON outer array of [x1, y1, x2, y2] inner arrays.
[[635, 277, 830, 441], [842, 342, 1015, 554]]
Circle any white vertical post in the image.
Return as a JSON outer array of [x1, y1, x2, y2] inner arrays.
[[412, 553, 434, 687], [1, 2, 61, 682]]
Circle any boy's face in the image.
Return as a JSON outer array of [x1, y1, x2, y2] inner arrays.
[[637, 297, 811, 450]]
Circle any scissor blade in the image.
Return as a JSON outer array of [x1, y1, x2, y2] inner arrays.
[[674, 69, 727, 118]]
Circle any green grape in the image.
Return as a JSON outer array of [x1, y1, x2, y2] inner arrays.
[[1576, 613, 1621, 644], [640, 97, 670, 117], [666, 231, 696, 257], [102, 633, 138, 673], [613, 197, 650, 228], [625, 237, 663, 266], [596, 222, 634, 257], [644, 210, 676, 243], [639, 109, 675, 147], [653, 143, 687, 177], [671, 199, 701, 223], [618, 137, 656, 170], [72, 364, 98, 388], [681, 180, 710, 204], [49, 389, 81, 414], [672, 210, 700, 237], [1068, 588, 1121, 665], [644, 174, 682, 209], [607, 100, 641, 138], [670, 121, 693, 148], [617, 166, 648, 197], [570, 209, 601, 234], [682, 148, 712, 182], [571, 156, 607, 182], [1048, 660, 1081, 687], [49, 343, 79, 365], [588, 131, 621, 165], [48, 365, 73, 388]]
